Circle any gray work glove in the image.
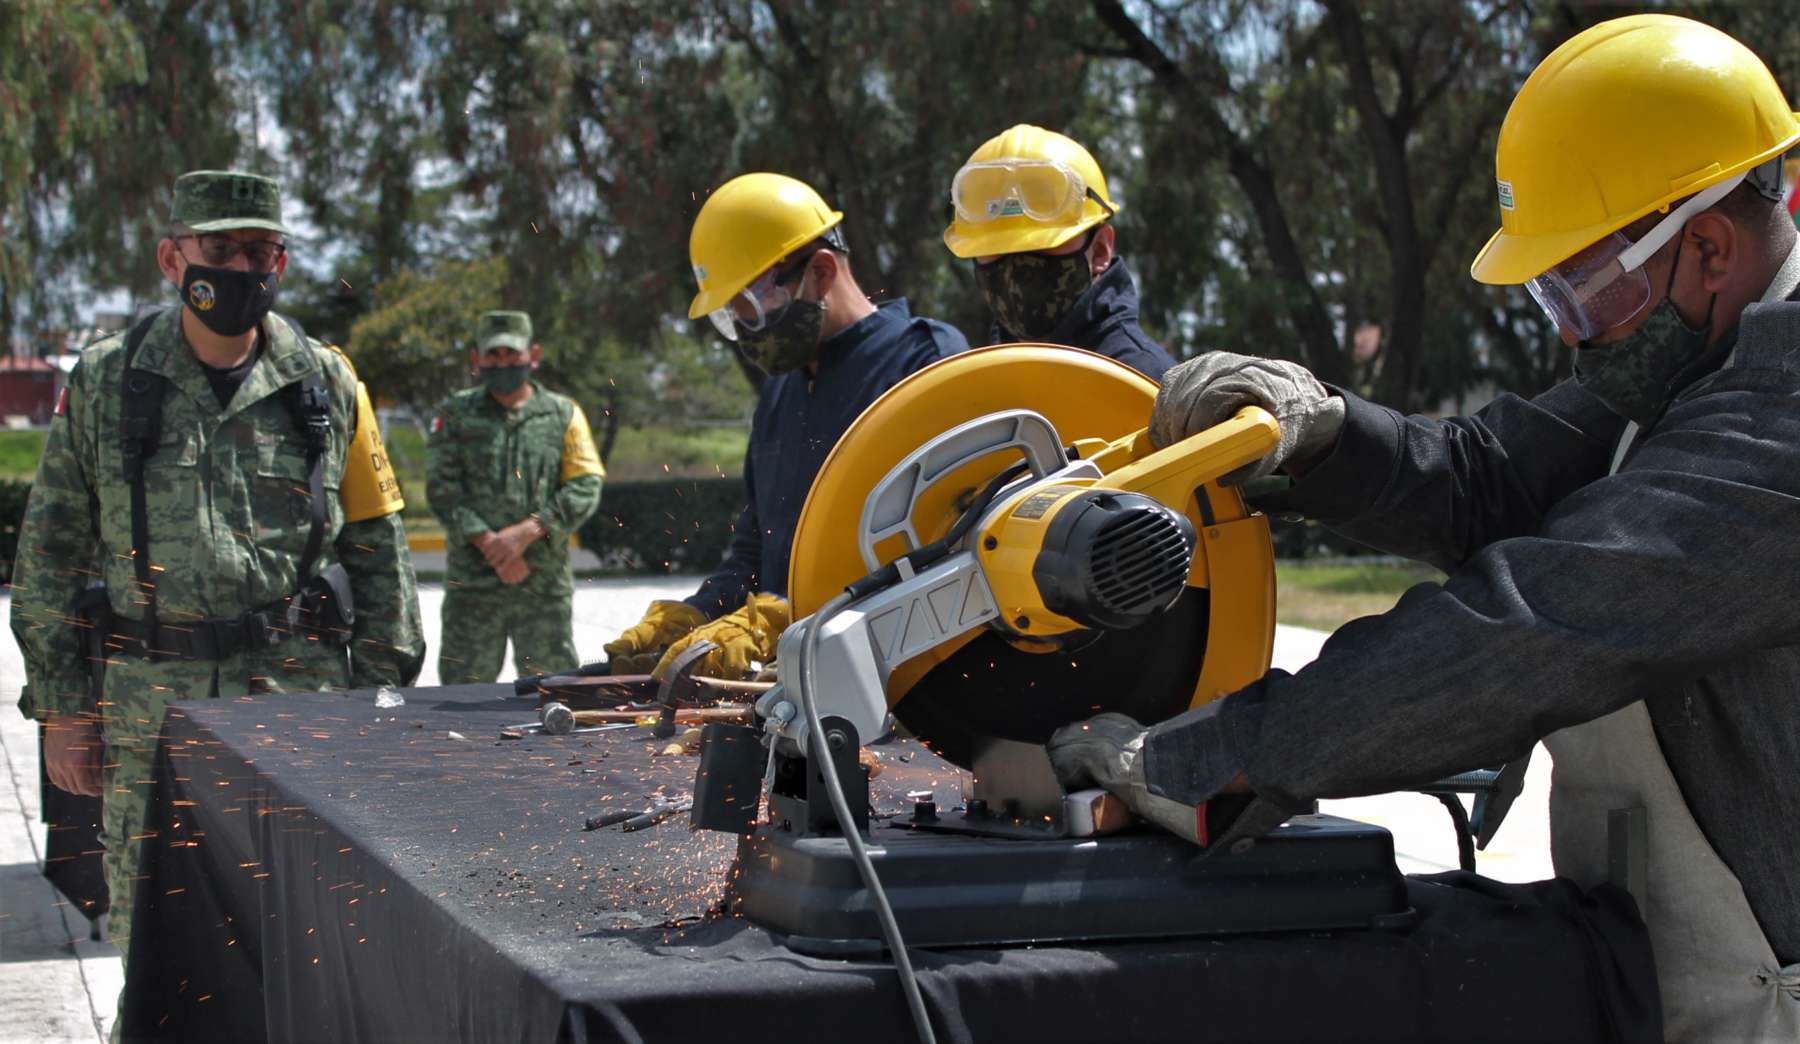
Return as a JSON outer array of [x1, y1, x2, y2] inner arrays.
[[1149, 352, 1346, 484], [1047, 713, 1204, 845]]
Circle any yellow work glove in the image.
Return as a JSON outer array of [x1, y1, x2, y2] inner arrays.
[[604, 600, 707, 676], [652, 593, 793, 682]]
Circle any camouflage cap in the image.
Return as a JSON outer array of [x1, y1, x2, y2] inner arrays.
[[170, 170, 289, 234], [477, 311, 533, 352]]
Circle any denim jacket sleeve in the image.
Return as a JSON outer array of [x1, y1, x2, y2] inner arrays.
[[1147, 367, 1800, 822]]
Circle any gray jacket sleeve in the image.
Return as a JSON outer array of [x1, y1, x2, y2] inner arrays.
[[1144, 369, 1800, 821]]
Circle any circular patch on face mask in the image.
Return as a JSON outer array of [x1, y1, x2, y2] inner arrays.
[[188, 279, 216, 312]]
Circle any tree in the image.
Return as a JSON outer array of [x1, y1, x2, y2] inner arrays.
[[1089, 0, 1554, 411], [2, 1, 247, 341], [345, 257, 507, 419], [20, 0, 1800, 422], [2, 1, 143, 338]]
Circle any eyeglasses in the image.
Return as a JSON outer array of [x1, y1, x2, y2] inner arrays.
[[173, 233, 288, 271], [1523, 172, 1744, 340]]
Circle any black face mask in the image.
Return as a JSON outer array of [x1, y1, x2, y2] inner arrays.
[[181, 263, 279, 337], [481, 364, 532, 396], [973, 233, 1095, 339], [1573, 238, 1720, 427]]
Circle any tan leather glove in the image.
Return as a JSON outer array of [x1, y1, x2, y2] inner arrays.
[[1149, 352, 1345, 484], [652, 593, 792, 682], [1047, 713, 1205, 845], [604, 600, 707, 675]]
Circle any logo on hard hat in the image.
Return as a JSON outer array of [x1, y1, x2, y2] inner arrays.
[[692, 264, 709, 284], [1496, 180, 1515, 212], [188, 280, 216, 312]]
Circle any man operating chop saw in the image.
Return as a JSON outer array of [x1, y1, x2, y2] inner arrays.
[[1047, 15, 1800, 1038], [602, 173, 966, 684]]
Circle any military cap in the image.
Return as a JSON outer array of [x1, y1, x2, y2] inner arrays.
[[170, 170, 289, 234], [478, 311, 534, 352]]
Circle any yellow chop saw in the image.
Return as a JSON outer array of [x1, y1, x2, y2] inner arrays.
[[688, 346, 1408, 954]]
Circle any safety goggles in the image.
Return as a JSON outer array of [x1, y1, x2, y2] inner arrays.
[[1524, 172, 1745, 341], [950, 158, 1115, 225], [707, 248, 820, 342]]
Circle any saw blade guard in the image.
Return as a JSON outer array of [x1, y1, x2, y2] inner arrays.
[[784, 345, 1278, 766]]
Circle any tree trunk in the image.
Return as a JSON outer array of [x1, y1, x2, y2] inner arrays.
[[1324, 0, 1427, 410], [1092, 0, 1347, 385]]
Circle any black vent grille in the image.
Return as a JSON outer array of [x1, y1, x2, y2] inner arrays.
[[1087, 508, 1191, 617]]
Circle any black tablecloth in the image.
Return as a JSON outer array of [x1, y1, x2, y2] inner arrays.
[[119, 685, 1660, 1043]]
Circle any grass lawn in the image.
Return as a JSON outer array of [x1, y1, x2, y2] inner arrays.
[[603, 424, 747, 481], [0, 430, 47, 481], [0, 412, 748, 489], [1275, 560, 1443, 632]]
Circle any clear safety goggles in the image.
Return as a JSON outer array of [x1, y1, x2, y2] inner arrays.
[[950, 157, 1115, 225], [1524, 172, 1745, 341], [707, 249, 819, 342]]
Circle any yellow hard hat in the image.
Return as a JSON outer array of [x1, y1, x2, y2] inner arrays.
[[1471, 14, 1800, 286], [688, 172, 844, 319], [943, 125, 1118, 259]]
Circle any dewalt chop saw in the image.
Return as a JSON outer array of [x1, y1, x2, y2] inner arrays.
[[689, 346, 1406, 953]]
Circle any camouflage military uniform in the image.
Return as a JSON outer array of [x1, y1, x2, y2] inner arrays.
[[426, 380, 604, 682], [10, 308, 426, 967]]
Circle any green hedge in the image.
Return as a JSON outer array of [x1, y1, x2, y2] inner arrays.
[[0, 474, 1373, 586], [0, 477, 747, 584], [0, 480, 31, 583], [577, 477, 746, 575]]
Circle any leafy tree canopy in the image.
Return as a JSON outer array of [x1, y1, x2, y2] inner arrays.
[[9, 0, 1800, 427]]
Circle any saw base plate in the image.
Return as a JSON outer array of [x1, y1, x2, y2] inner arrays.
[[729, 814, 1412, 954]]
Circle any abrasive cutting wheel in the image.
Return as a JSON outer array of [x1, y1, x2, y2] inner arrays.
[[787, 345, 1276, 767]]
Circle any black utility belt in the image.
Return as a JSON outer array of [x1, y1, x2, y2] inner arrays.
[[92, 566, 356, 663], [108, 604, 344, 661]]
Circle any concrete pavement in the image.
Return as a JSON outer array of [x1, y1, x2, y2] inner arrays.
[[0, 579, 1553, 1039]]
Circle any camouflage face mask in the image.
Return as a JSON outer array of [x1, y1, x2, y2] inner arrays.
[[739, 296, 824, 375], [481, 363, 532, 396], [1573, 242, 1719, 427], [973, 241, 1094, 340]]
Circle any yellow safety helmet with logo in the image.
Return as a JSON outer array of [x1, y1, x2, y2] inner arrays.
[[1472, 14, 1800, 287], [943, 124, 1119, 259], [688, 173, 844, 338]]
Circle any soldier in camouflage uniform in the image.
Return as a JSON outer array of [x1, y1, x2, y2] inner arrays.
[[426, 311, 604, 683], [12, 171, 425, 977]]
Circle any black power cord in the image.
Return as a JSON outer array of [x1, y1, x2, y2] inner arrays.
[[788, 455, 1038, 1044], [797, 590, 936, 1044]]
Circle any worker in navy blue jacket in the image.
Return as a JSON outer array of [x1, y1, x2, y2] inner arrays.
[[603, 173, 968, 680], [945, 124, 1176, 382]]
